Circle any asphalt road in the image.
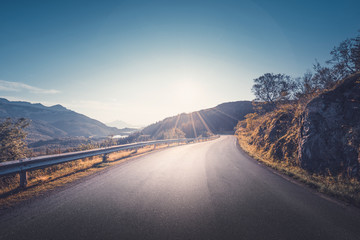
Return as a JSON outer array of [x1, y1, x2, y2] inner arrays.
[[1, 135, 360, 240]]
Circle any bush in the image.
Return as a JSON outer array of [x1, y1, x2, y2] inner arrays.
[[0, 118, 29, 162]]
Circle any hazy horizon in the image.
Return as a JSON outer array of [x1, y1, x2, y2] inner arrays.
[[1, 0, 360, 125]]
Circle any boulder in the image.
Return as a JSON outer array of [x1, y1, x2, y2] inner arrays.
[[299, 73, 360, 176]]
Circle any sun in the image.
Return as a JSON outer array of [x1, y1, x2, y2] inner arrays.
[[173, 80, 202, 104]]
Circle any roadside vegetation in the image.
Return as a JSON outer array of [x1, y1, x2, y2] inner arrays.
[[236, 31, 360, 206], [0, 118, 30, 163]]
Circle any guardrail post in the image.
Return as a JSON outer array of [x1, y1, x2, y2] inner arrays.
[[19, 171, 27, 188], [102, 153, 109, 163], [153, 144, 156, 150], [131, 148, 138, 154]]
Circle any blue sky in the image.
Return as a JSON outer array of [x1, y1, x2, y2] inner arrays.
[[0, 0, 359, 125]]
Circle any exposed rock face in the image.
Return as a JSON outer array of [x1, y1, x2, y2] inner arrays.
[[299, 74, 360, 176]]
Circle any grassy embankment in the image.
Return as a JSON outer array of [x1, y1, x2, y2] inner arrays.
[[0, 142, 180, 209], [236, 103, 360, 207]]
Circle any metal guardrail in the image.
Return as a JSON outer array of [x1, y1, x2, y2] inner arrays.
[[0, 136, 219, 188]]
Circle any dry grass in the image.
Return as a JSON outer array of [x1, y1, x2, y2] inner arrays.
[[236, 130, 360, 207], [0, 142, 182, 209]]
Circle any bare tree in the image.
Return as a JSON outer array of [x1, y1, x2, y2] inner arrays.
[[252, 73, 296, 106], [325, 32, 360, 78], [312, 61, 341, 89], [292, 74, 310, 99], [301, 71, 315, 94], [327, 39, 356, 77], [352, 33, 360, 72]]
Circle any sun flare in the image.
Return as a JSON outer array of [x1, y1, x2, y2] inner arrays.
[[173, 80, 202, 104]]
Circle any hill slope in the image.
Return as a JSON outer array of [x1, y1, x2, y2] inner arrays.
[[236, 73, 360, 176], [0, 98, 121, 142], [138, 101, 253, 140], [235, 73, 360, 205]]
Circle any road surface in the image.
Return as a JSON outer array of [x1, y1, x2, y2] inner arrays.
[[1, 136, 360, 240]]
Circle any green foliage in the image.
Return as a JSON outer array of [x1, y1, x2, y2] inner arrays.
[[0, 118, 30, 162]]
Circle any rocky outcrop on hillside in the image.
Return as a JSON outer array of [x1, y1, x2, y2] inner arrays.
[[236, 73, 360, 177], [299, 73, 360, 176]]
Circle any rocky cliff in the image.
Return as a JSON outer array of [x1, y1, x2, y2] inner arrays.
[[299, 73, 360, 176], [236, 73, 360, 177]]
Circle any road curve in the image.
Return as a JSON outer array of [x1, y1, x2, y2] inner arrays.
[[1, 135, 360, 240]]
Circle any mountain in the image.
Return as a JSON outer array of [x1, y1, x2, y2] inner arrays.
[[136, 101, 254, 140], [0, 98, 122, 142], [106, 120, 140, 129]]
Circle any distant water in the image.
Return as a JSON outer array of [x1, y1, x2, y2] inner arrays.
[[112, 135, 128, 139]]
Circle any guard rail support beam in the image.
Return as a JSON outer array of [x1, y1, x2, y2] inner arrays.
[[20, 170, 27, 188]]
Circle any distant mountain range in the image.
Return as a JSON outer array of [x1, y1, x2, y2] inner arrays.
[[106, 120, 142, 129], [0, 98, 254, 146], [0, 98, 123, 143], [135, 101, 254, 140]]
